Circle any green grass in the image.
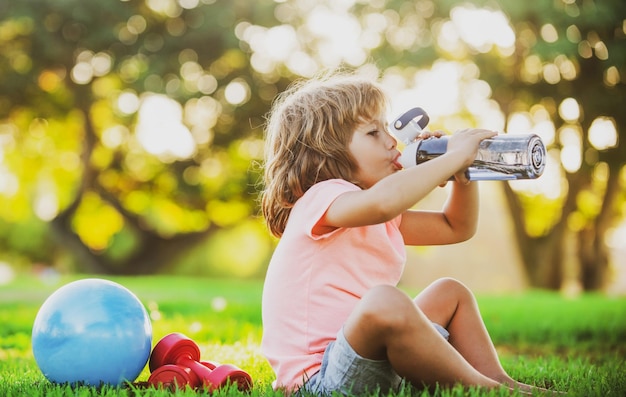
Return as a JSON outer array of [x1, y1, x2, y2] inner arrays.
[[1, 274, 625, 396]]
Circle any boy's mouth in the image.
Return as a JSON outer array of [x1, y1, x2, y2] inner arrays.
[[392, 153, 403, 170]]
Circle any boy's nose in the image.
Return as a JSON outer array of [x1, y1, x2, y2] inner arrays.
[[386, 131, 397, 149]]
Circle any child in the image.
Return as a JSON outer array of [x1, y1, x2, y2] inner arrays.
[[260, 72, 549, 395]]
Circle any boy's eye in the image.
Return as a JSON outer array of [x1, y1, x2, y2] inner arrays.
[[368, 130, 379, 136]]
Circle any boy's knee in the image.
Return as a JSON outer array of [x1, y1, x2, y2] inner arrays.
[[433, 277, 475, 303], [363, 285, 409, 307], [359, 285, 421, 328]]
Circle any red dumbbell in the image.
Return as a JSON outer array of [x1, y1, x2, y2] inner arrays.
[[148, 364, 200, 390], [200, 361, 253, 391], [148, 333, 252, 392]]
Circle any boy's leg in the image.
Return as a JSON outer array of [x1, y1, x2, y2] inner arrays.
[[413, 277, 514, 385], [301, 327, 402, 396], [342, 284, 502, 389], [414, 278, 556, 393]]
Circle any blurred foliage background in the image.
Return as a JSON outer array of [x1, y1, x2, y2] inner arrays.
[[0, 0, 624, 291]]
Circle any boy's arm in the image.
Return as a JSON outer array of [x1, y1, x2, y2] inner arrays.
[[399, 180, 479, 246], [315, 129, 494, 241]]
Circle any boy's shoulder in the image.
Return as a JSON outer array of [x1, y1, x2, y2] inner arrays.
[[295, 179, 359, 210], [310, 178, 359, 191]]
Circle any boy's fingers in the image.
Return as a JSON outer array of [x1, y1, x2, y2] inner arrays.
[[454, 170, 470, 185]]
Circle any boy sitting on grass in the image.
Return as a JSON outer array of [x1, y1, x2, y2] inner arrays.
[[260, 71, 560, 395]]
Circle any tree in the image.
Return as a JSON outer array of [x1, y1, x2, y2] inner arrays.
[[0, 0, 283, 275], [474, 0, 626, 290], [1, 0, 624, 288]]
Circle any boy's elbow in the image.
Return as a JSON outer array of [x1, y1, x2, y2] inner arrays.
[[455, 224, 477, 243], [443, 215, 478, 243], [455, 230, 475, 243]]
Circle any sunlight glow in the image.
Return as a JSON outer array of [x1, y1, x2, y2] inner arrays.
[[240, 1, 371, 75], [560, 126, 582, 173], [0, 262, 15, 285], [34, 189, 59, 221], [607, 222, 626, 249], [71, 61, 93, 85], [521, 55, 542, 83], [91, 52, 113, 76], [385, 60, 505, 138], [448, 6, 515, 53], [242, 2, 515, 81], [179, 0, 200, 9], [241, 24, 302, 74], [530, 105, 556, 145], [0, 165, 18, 197], [306, 5, 365, 66], [211, 296, 227, 312], [0, 124, 16, 155], [71, 50, 112, 85], [102, 125, 130, 149], [380, 7, 517, 139], [148, 301, 162, 321], [509, 150, 562, 199], [224, 79, 250, 105], [136, 94, 196, 161], [117, 91, 140, 115], [605, 66, 621, 86], [507, 112, 532, 133], [532, 119, 556, 145], [543, 63, 561, 84], [127, 14, 147, 35], [540, 24, 559, 43], [184, 96, 221, 145], [0, 128, 18, 197], [263, 25, 298, 62], [558, 97, 580, 121], [588, 117, 618, 150], [555, 55, 577, 80], [389, 61, 464, 119], [145, 0, 181, 17]]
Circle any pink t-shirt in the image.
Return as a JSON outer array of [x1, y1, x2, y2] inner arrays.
[[261, 179, 406, 391]]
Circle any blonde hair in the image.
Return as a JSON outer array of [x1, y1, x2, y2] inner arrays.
[[261, 72, 389, 237]]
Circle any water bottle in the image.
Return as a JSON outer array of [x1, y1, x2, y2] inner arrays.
[[390, 107, 546, 181]]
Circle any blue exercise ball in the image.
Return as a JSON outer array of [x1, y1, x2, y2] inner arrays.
[[32, 278, 153, 386]]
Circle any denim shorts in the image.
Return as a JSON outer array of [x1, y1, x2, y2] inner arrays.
[[300, 323, 449, 395]]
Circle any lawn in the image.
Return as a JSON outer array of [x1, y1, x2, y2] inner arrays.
[[1, 273, 625, 396]]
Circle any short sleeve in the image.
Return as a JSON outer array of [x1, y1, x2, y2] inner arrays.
[[289, 179, 361, 239]]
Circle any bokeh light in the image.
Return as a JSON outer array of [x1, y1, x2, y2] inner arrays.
[[588, 117, 618, 150], [136, 94, 196, 161]]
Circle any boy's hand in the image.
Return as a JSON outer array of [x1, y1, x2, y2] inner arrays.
[[417, 128, 495, 187], [453, 169, 471, 185], [447, 128, 497, 166], [417, 130, 450, 187], [437, 168, 470, 187], [417, 130, 444, 140], [446, 128, 497, 185]]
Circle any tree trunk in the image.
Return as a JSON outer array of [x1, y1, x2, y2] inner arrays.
[[578, 162, 621, 290], [501, 169, 588, 289], [522, 232, 564, 290], [50, 85, 220, 275], [578, 227, 609, 291]]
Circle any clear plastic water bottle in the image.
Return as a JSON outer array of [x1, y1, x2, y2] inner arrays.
[[398, 134, 546, 180], [390, 107, 546, 181]]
